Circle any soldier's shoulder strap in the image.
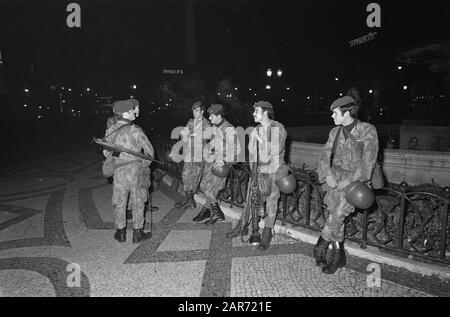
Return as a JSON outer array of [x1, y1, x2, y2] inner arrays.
[[104, 123, 131, 139]]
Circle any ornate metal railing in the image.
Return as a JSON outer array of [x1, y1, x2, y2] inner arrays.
[[154, 141, 450, 265]]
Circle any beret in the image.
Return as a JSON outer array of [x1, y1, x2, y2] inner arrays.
[[192, 101, 203, 111], [129, 99, 139, 107], [113, 99, 136, 114], [253, 101, 273, 111], [330, 96, 356, 111], [207, 104, 224, 115]]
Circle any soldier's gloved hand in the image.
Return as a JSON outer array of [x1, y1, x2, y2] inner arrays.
[[326, 175, 338, 189]]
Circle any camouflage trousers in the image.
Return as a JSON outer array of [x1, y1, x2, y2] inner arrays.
[[199, 162, 227, 208], [112, 164, 148, 230], [321, 187, 355, 242], [260, 173, 281, 229], [182, 162, 204, 192]]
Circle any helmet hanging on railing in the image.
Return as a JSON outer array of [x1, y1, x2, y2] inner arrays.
[[212, 164, 230, 178], [275, 165, 297, 194], [345, 181, 375, 209]]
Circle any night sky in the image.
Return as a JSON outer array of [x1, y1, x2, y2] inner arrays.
[[1, 0, 449, 95]]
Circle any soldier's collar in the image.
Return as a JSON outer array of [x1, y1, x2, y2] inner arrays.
[[118, 118, 133, 124], [343, 119, 357, 133], [214, 119, 225, 127]]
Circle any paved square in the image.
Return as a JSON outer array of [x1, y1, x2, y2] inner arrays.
[[157, 229, 212, 252]]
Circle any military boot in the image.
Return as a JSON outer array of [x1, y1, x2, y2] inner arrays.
[[175, 191, 190, 208], [226, 219, 248, 238], [132, 228, 153, 244], [204, 203, 225, 225], [249, 232, 261, 244], [113, 228, 126, 243], [258, 227, 273, 250], [185, 191, 197, 209], [322, 242, 346, 274], [193, 206, 211, 222], [313, 236, 330, 267]]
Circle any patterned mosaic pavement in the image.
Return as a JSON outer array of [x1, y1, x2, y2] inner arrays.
[[0, 148, 447, 297]]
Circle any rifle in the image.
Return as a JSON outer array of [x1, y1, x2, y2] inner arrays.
[[93, 137, 164, 164], [240, 136, 262, 244]]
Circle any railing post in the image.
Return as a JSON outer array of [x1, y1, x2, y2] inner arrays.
[[229, 167, 235, 204], [397, 182, 408, 250], [440, 189, 449, 260], [361, 209, 368, 249], [282, 194, 287, 219], [305, 176, 311, 227]]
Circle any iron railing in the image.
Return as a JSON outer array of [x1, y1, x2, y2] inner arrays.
[[154, 141, 450, 265]]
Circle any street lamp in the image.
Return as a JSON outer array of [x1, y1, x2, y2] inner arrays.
[[397, 66, 403, 70], [265, 85, 271, 90]]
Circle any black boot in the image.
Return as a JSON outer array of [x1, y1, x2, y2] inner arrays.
[[258, 227, 273, 250], [175, 191, 190, 208], [204, 203, 225, 225], [249, 232, 261, 244], [313, 236, 330, 268], [226, 219, 248, 238], [322, 242, 346, 274], [193, 206, 211, 222], [113, 228, 126, 243], [132, 228, 153, 244], [185, 191, 197, 209]]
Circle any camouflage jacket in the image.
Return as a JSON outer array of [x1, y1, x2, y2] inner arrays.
[[318, 120, 379, 184], [249, 120, 287, 174], [206, 119, 240, 164], [181, 117, 211, 162], [103, 120, 154, 166]]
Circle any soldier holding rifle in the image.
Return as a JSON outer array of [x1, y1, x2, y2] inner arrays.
[[103, 99, 154, 243]]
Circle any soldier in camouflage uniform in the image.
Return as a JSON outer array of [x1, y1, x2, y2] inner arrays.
[[250, 101, 287, 250], [198, 104, 240, 225], [103, 99, 154, 243], [227, 101, 287, 249], [174, 101, 211, 219], [315, 89, 379, 274]]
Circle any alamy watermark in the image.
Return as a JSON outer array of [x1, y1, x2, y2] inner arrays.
[[366, 263, 381, 288], [66, 263, 81, 288], [169, 125, 283, 172]]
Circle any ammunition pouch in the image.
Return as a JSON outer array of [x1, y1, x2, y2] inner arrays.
[[137, 165, 152, 189]]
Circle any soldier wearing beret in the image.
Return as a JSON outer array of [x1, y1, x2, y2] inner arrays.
[[198, 104, 240, 224], [103, 99, 154, 243], [174, 101, 212, 220], [315, 88, 379, 274]]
